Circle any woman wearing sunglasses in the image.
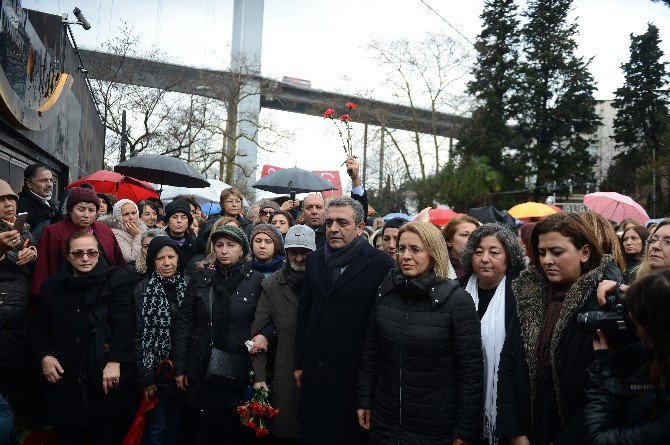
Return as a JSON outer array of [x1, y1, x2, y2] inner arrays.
[[30, 231, 135, 445]]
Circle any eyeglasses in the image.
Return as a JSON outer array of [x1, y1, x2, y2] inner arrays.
[[69, 249, 99, 259], [224, 199, 242, 205], [260, 209, 274, 215], [398, 246, 425, 255], [646, 237, 670, 248]]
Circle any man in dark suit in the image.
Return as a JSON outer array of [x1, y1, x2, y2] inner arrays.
[[17, 164, 59, 232], [295, 196, 393, 444]]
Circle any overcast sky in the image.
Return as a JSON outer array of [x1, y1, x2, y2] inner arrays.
[[22, 0, 670, 184]]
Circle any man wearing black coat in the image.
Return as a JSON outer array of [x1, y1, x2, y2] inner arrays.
[[16, 164, 59, 232], [295, 196, 393, 444]]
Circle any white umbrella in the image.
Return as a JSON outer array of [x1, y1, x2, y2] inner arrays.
[[157, 179, 249, 208]]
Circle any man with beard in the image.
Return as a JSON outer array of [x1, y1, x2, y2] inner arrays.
[[303, 157, 368, 250], [295, 197, 393, 444], [250, 225, 316, 442], [17, 164, 59, 232]]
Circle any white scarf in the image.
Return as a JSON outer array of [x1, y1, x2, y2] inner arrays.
[[465, 274, 507, 445]]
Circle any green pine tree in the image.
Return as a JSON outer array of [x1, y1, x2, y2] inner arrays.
[[608, 23, 669, 216], [456, 0, 522, 204], [514, 0, 600, 201]]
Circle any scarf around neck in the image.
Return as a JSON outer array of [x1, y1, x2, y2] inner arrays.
[[282, 261, 306, 296], [252, 254, 285, 275], [140, 271, 187, 369], [324, 235, 366, 283], [466, 274, 507, 444]]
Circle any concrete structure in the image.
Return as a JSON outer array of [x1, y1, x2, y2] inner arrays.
[[78, 50, 468, 139], [587, 100, 621, 190], [0, 3, 105, 194]]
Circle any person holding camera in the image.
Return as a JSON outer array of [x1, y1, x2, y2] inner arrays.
[[582, 269, 670, 444], [496, 213, 620, 445]]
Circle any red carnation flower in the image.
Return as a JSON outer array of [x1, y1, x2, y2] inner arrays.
[[255, 427, 270, 438], [345, 101, 357, 110], [268, 408, 280, 418], [237, 405, 248, 417], [340, 114, 352, 122], [324, 108, 335, 118]]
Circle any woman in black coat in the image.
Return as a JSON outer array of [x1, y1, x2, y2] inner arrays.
[[173, 225, 272, 444], [30, 230, 135, 445], [496, 213, 619, 445], [0, 179, 39, 419], [582, 269, 670, 444], [459, 223, 526, 444], [134, 236, 188, 445], [356, 222, 484, 445]]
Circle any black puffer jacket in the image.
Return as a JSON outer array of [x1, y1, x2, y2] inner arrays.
[[356, 270, 484, 444], [582, 343, 670, 444], [0, 224, 35, 369]]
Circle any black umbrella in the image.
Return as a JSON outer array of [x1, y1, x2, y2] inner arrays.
[[253, 167, 336, 199], [114, 154, 209, 188], [467, 205, 517, 229]]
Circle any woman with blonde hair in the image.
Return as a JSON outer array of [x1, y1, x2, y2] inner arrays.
[[356, 222, 483, 444], [634, 218, 670, 281], [577, 211, 625, 273]]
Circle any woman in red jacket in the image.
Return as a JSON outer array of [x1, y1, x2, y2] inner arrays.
[[30, 186, 125, 297]]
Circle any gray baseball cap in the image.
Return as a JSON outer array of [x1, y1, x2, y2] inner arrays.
[[284, 225, 316, 251]]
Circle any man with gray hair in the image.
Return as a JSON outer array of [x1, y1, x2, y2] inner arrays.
[[17, 163, 59, 231], [295, 196, 393, 444]]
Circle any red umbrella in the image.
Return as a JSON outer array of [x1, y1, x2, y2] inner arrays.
[[414, 208, 460, 227], [121, 396, 158, 445], [66, 170, 159, 202]]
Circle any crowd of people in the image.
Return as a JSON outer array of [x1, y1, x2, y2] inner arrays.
[[0, 159, 669, 445]]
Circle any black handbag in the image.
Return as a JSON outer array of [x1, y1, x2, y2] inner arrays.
[[206, 289, 252, 387]]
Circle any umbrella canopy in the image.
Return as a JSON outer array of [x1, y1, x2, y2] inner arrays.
[[583, 192, 649, 224], [413, 208, 460, 227], [66, 170, 158, 202], [253, 167, 336, 194], [383, 212, 411, 222], [468, 205, 517, 228], [508, 202, 559, 220], [201, 202, 222, 216], [114, 154, 209, 188]]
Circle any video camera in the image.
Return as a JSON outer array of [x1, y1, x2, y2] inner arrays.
[[577, 262, 635, 338]]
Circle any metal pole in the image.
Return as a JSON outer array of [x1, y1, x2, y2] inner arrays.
[[362, 123, 368, 186], [653, 145, 657, 218], [120, 110, 127, 162], [379, 128, 384, 192]]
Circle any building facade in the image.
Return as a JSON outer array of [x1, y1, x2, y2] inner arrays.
[[0, 1, 104, 196]]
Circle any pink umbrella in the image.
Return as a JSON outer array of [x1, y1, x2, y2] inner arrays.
[[583, 192, 649, 224]]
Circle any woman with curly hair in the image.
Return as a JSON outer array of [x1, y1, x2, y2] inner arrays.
[[459, 223, 526, 444]]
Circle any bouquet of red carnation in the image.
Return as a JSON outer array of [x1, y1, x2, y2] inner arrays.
[[237, 386, 279, 438]]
